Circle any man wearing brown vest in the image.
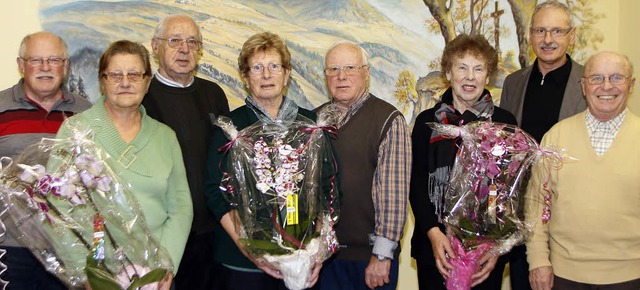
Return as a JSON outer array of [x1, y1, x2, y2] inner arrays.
[[316, 41, 411, 290]]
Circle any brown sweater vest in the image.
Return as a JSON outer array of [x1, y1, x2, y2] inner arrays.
[[331, 95, 401, 261]]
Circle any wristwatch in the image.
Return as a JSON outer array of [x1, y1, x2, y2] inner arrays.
[[375, 254, 390, 261]]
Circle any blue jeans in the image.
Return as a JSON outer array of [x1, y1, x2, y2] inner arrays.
[[318, 258, 399, 290], [0, 246, 67, 290]]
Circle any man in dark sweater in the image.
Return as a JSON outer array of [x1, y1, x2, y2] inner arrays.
[[142, 14, 229, 290]]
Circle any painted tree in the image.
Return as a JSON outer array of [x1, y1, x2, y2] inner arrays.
[[423, 0, 456, 43], [67, 73, 78, 94], [425, 0, 603, 69], [565, 0, 604, 63], [424, 0, 493, 41], [505, 0, 537, 68], [394, 69, 418, 120], [77, 76, 89, 99]]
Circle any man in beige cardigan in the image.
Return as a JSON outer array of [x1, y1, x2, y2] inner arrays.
[[526, 51, 639, 290]]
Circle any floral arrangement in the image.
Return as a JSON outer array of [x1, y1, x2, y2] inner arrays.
[[216, 106, 340, 290], [429, 121, 560, 290], [0, 125, 172, 289]]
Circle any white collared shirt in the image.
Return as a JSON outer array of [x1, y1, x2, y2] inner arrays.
[[154, 70, 194, 88]]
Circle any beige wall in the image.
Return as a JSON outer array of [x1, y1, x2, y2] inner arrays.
[[1, 1, 638, 290], [620, 0, 640, 112]]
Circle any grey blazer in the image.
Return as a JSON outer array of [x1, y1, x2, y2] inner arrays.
[[499, 59, 586, 126]]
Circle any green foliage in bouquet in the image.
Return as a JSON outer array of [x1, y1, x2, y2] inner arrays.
[[85, 257, 167, 290]]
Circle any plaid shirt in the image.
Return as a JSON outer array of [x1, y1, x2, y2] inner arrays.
[[337, 92, 412, 258], [586, 109, 626, 156]]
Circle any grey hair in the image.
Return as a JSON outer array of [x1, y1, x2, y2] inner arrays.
[[325, 40, 369, 66], [153, 14, 201, 41], [18, 31, 68, 58], [530, 1, 573, 28]]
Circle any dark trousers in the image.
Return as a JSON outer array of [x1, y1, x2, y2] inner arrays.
[[554, 275, 640, 290], [318, 257, 399, 290], [214, 265, 287, 290], [0, 246, 67, 290], [416, 255, 508, 290], [173, 232, 219, 290], [508, 245, 532, 290]]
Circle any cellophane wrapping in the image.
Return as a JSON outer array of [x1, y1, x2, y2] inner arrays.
[[430, 121, 545, 290], [216, 106, 340, 290], [0, 123, 172, 289]]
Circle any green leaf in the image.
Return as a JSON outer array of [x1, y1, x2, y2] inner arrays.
[[85, 265, 121, 290], [127, 268, 168, 290], [240, 239, 289, 255]]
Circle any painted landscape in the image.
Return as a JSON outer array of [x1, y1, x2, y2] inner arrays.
[[39, 0, 601, 124]]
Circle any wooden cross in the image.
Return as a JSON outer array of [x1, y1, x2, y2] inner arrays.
[[490, 1, 505, 60]]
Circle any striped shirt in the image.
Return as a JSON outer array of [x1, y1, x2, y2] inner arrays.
[[586, 109, 626, 156], [0, 79, 91, 159], [0, 79, 91, 247]]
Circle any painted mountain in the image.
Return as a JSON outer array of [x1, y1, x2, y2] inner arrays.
[[39, 0, 440, 112]]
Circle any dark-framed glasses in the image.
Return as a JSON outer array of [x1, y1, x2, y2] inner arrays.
[[102, 71, 146, 83], [530, 27, 573, 38], [156, 38, 201, 50], [20, 57, 67, 67], [249, 63, 284, 75], [583, 74, 632, 85], [324, 65, 368, 76]]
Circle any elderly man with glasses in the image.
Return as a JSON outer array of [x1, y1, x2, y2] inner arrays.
[[525, 50, 639, 290], [0, 31, 91, 289], [316, 41, 411, 290], [499, 1, 587, 289], [142, 14, 230, 290]]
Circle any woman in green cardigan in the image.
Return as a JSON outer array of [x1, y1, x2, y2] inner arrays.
[[56, 40, 193, 289]]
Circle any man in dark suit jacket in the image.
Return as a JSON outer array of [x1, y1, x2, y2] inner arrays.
[[499, 1, 586, 290], [500, 1, 586, 142]]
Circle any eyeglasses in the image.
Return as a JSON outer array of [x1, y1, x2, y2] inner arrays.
[[583, 74, 632, 85], [249, 63, 285, 75], [324, 65, 368, 76], [530, 27, 573, 38], [20, 57, 67, 67], [156, 38, 201, 50], [102, 72, 147, 83]]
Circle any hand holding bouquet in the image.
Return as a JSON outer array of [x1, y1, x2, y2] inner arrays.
[[429, 121, 557, 290], [0, 125, 172, 289], [216, 106, 340, 290]]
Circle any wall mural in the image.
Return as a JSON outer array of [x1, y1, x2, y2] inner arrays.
[[39, 0, 602, 126]]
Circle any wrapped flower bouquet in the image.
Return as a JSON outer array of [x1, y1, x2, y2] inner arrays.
[[216, 107, 340, 290], [430, 121, 557, 290], [0, 124, 172, 289]]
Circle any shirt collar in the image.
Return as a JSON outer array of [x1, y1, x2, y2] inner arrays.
[[331, 90, 370, 127], [335, 90, 370, 112], [154, 70, 194, 88], [585, 108, 627, 130]]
